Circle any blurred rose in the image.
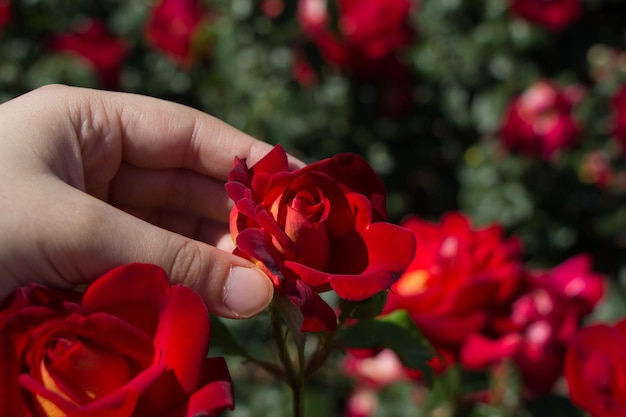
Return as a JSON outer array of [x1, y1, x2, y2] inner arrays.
[[0, 263, 234, 417], [499, 80, 583, 160], [48, 19, 128, 90], [342, 349, 408, 389], [0, 0, 10, 31], [297, 0, 414, 79], [462, 254, 604, 394], [145, 0, 206, 66], [227, 145, 416, 332], [579, 150, 613, 189], [383, 212, 523, 360], [510, 0, 582, 32], [345, 387, 378, 417], [610, 84, 626, 151], [565, 319, 626, 417]]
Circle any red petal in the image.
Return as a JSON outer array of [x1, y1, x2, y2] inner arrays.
[[298, 153, 387, 221], [81, 264, 171, 337], [153, 284, 209, 393], [183, 357, 234, 416]]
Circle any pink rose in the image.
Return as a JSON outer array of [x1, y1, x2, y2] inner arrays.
[[0, 263, 233, 417], [226, 145, 416, 332], [462, 255, 604, 394], [499, 80, 583, 160]]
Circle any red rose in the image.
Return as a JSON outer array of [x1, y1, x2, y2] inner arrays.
[[297, 0, 414, 79], [610, 84, 626, 151], [226, 145, 416, 332], [499, 80, 583, 160], [145, 0, 206, 66], [47, 19, 128, 90], [462, 254, 604, 394], [0, 0, 10, 31], [0, 263, 234, 417], [510, 0, 582, 32], [383, 213, 523, 358], [565, 319, 626, 417]]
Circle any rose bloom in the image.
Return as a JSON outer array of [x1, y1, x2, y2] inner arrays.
[[226, 145, 416, 332], [610, 84, 626, 151], [565, 319, 626, 417], [462, 254, 604, 394], [509, 0, 582, 32], [145, 0, 206, 66], [47, 19, 128, 91], [383, 212, 523, 360], [499, 80, 583, 160], [0, 263, 234, 417], [297, 0, 414, 79], [0, 0, 10, 31]]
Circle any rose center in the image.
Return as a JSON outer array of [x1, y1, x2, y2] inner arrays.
[[33, 336, 134, 416]]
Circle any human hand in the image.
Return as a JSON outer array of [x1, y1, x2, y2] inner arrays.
[[0, 84, 297, 318]]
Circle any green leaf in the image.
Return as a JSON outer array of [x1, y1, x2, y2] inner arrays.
[[339, 290, 388, 320], [335, 310, 436, 386]]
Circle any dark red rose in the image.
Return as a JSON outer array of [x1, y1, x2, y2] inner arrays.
[[0, 0, 10, 31], [297, 0, 414, 79], [510, 0, 582, 32], [565, 319, 626, 417], [47, 19, 128, 90], [610, 84, 626, 152], [383, 212, 523, 359], [0, 263, 233, 417], [145, 0, 206, 66], [226, 145, 416, 332], [499, 80, 583, 160], [462, 254, 604, 394]]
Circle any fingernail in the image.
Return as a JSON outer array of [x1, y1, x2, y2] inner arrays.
[[224, 266, 274, 318]]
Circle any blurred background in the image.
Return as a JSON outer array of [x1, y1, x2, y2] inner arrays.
[[2, 0, 626, 415]]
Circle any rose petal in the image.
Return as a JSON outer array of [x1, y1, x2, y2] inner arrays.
[[153, 284, 209, 393], [81, 264, 171, 336], [183, 357, 234, 416], [299, 153, 387, 221]]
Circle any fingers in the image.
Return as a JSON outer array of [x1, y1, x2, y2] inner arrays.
[[1, 178, 273, 319], [109, 163, 232, 223]]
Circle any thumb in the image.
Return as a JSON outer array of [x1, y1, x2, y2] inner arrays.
[[4, 181, 274, 319]]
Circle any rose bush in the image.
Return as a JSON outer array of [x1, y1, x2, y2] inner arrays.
[[565, 319, 626, 417], [462, 254, 604, 394], [0, 263, 233, 417], [498, 80, 583, 160], [226, 144, 416, 332], [383, 212, 523, 360]]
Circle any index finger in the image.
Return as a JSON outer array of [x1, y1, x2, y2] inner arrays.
[[109, 91, 279, 179]]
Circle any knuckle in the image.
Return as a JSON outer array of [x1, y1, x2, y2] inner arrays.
[[169, 239, 206, 286]]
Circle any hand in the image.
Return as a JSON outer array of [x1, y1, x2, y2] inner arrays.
[[0, 84, 293, 318]]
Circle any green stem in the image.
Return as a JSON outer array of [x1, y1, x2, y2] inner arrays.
[[270, 304, 305, 417]]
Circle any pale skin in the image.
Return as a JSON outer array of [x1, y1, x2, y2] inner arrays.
[[0, 84, 295, 318]]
